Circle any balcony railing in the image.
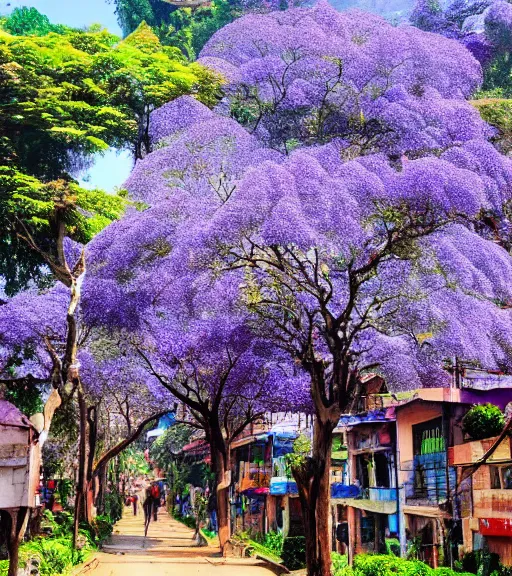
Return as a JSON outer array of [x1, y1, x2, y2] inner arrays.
[[359, 487, 397, 501], [402, 453, 456, 505]]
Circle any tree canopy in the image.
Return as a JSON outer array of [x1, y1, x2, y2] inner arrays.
[[0, 19, 220, 294]]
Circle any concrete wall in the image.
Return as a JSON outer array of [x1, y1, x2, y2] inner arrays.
[[396, 403, 443, 486]]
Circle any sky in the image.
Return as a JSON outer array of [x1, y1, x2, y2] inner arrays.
[[0, 0, 122, 34], [0, 0, 134, 191]]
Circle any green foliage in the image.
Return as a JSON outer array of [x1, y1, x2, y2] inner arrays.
[[386, 538, 401, 557], [174, 512, 197, 529], [150, 424, 192, 470], [87, 515, 115, 544], [0, 513, 95, 576], [3, 378, 43, 416], [459, 550, 510, 576], [0, 20, 220, 294], [1, 7, 72, 36], [110, 0, 237, 58], [104, 489, 124, 523], [285, 433, 311, 471], [483, 54, 512, 99], [333, 552, 349, 575], [462, 403, 506, 441], [261, 531, 284, 556], [281, 536, 306, 570], [473, 99, 512, 153], [118, 447, 151, 477], [109, 0, 175, 36], [351, 554, 476, 576]]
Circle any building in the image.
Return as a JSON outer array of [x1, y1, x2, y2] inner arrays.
[[331, 376, 400, 560], [229, 412, 310, 537], [395, 381, 512, 568]]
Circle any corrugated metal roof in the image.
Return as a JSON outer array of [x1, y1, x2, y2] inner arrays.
[[0, 400, 35, 429]]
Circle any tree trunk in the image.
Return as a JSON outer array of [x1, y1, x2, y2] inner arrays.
[[95, 464, 107, 515], [73, 387, 89, 547], [86, 405, 98, 521], [217, 473, 230, 552], [7, 508, 28, 576], [293, 415, 337, 576], [208, 425, 231, 553]]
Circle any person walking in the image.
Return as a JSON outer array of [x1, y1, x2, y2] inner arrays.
[[150, 481, 161, 521], [143, 486, 154, 537]]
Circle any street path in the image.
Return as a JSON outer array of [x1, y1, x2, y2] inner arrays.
[[83, 506, 275, 576]]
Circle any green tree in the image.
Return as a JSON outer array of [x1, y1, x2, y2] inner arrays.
[[0, 22, 220, 293], [109, 0, 237, 59], [96, 22, 221, 157], [1, 7, 70, 36]]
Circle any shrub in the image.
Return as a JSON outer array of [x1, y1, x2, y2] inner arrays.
[[332, 552, 349, 575], [461, 550, 502, 576], [88, 515, 114, 544], [351, 554, 477, 576], [462, 404, 505, 441], [281, 536, 306, 570], [386, 538, 401, 557], [353, 553, 407, 576], [262, 531, 284, 556]]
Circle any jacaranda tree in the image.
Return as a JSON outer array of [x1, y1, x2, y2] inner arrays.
[[82, 105, 308, 548], [100, 6, 512, 572], [0, 280, 172, 548], [199, 3, 486, 154], [411, 0, 512, 94]]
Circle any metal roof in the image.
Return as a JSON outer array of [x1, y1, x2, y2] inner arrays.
[[0, 400, 36, 430]]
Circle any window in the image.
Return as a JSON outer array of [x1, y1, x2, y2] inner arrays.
[[361, 514, 375, 544], [489, 465, 512, 489], [413, 417, 444, 456]]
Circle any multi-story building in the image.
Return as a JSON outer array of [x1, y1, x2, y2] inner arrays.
[[331, 375, 399, 560], [395, 377, 512, 568], [229, 412, 310, 537]]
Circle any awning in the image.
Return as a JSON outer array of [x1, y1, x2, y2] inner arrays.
[[403, 505, 451, 519], [231, 433, 269, 449], [182, 439, 209, 456], [331, 498, 397, 514]]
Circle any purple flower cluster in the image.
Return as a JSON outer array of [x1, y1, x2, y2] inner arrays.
[[84, 91, 512, 398], [199, 3, 486, 155], [4, 8, 512, 418], [411, 0, 512, 64]]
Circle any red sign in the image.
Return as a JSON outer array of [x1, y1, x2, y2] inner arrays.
[[479, 518, 512, 537]]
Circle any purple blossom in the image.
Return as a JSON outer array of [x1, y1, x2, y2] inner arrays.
[[199, 3, 485, 154]]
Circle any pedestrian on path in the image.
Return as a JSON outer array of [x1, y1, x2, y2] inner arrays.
[[143, 486, 153, 537], [150, 481, 161, 521]]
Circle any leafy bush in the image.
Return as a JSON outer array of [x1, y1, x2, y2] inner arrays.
[[462, 404, 505, 441], [281, 536, 306, 570], [351, 554, 476, 576], [386, 538, 401, 557], [333, 552, 349, 575], [88, 515, 114, 544], [0, 511, 97, 576], [353, 554, 407, 576], [175, 513, 197, 530], [261, 531, 284, 556], [461, 550, 503, 576]]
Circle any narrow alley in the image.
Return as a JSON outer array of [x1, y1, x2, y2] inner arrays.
[[84, 508, 276, 576]]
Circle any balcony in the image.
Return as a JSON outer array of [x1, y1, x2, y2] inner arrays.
[[449, 437, 511, 466], [331, 483, 360, 499], [331, 484, 397, 514], [360, 487, 397, 501], [403, 453, 456, 506], [473, 489, 512, 519]]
